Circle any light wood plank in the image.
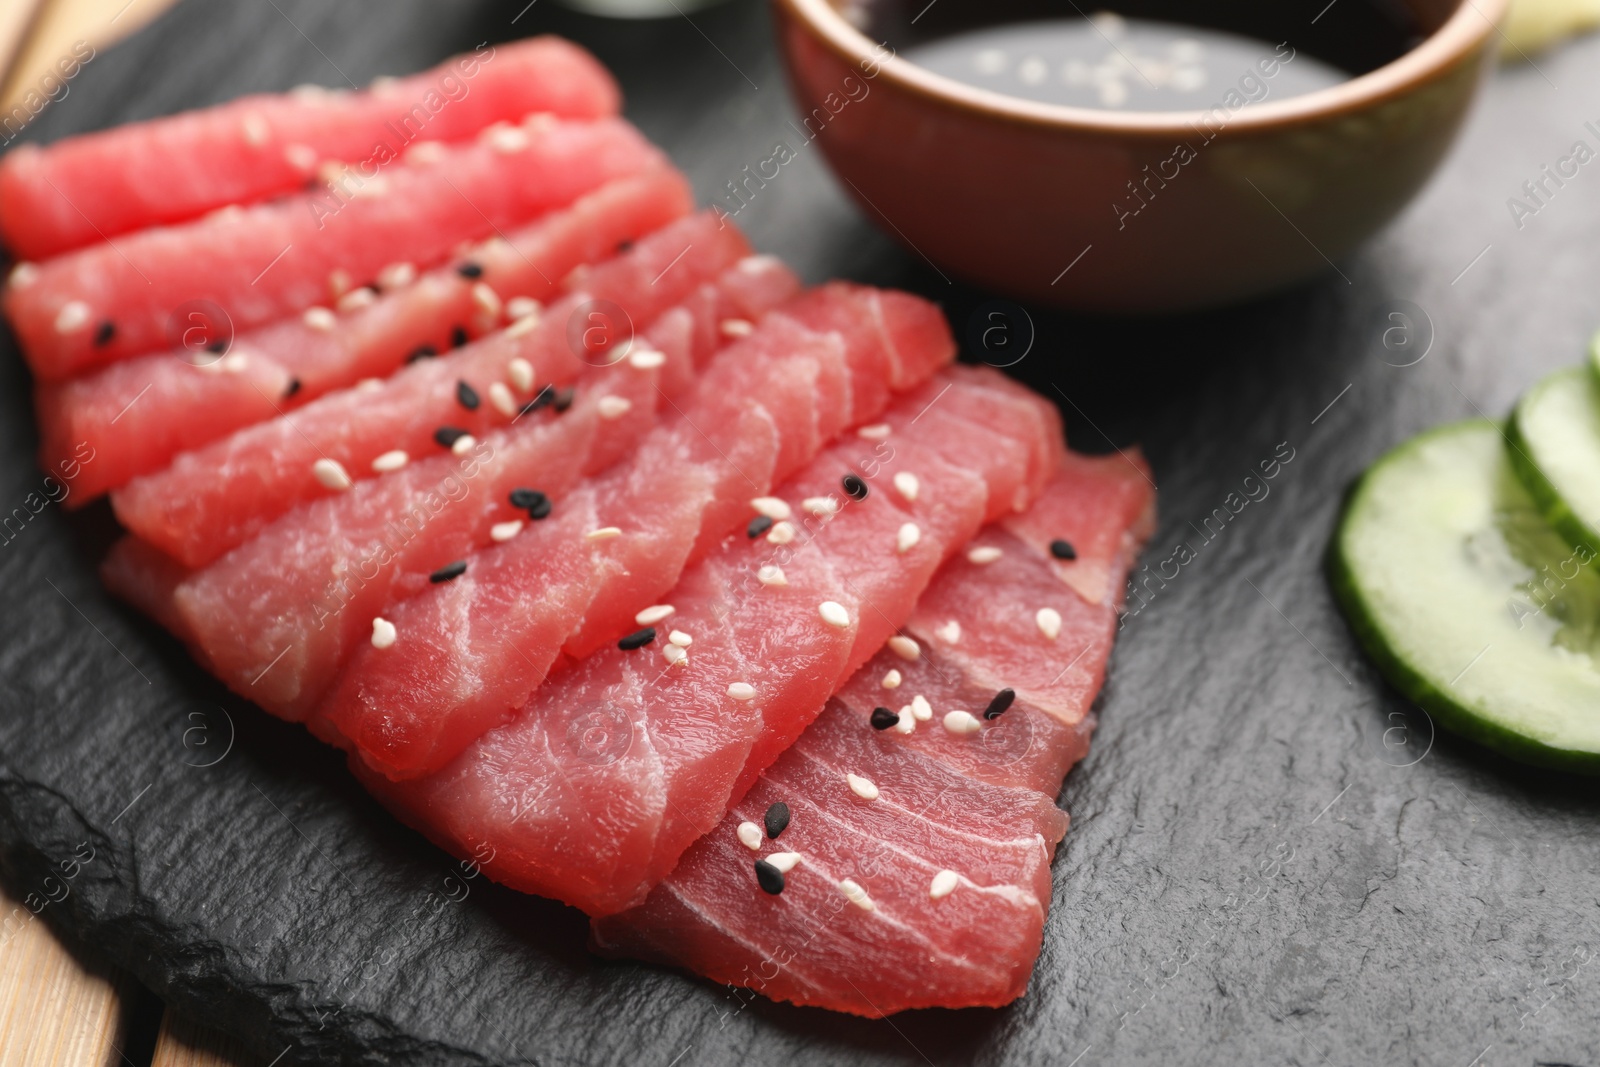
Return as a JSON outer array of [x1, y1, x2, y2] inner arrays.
[[0, 887, 136, 1067], [0, 0, 47, 90], [151, 1008, 255, 1067], [0, 0, 181, 116]]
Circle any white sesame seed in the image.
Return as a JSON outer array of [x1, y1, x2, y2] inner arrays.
[[737, 821, 763, 850], [357, 378, 384, 392], [635, 604, 675, 626], [351, 175, 390, 200], [450, 434, 477, 456], [370, 616, 397, 649], [472, 282, 502, 320], [291, 83, 329, 101], [302, 306, 336, 331], [887, 635, 920, 661], [968, 545, 1004, 565], [894, 708, 916, 735], [221, 353, 249, 373], [377, 261, 416, 290], [896, 522, 920, 554], [936, 620, 962, 644], [488, 381, 517, 418], [404, 140, 447, 165], [930, 870, 960, 899], [507, 296, 541, 321], [719, 317, 754, 338], [371, 449, 408, 473], [1036, 607, 1063, 640], [857, 423, 891, 441], [911, 694, 933, 721], [242, 114, 270, 145], [893, 471, 920, 502], [586, 526, 622, 542], [284, 143, 317, 171], [802, 496, 838, 516], [54, 301, 90, 334], [766, 852, 801, 873], [838, 879, 875, 911], [597, 395, 632, 420], [880, 669, 902, 689], [369, 75, 401, 95], [727, 682, 757, 701], [337, 287, 376, 313], [505, 314, 539, 339], [8, 262, 38, 289], [488, 124, 531, 153], [846, 773, 879, 800], [663, 643, 688, 666], [491, 520, 523, 543], [819, 601, 850, 629], [757, 565, 788, 587], [312, 457, 352, 491], [669, 630, 692, 647], [507, 357, 535, 392], [628, 346, 666, 370], [766, 521, 796, 545], [944, 710, 982, 735], [328, 269, 352, 298], [750, 497, 792, 521], [737, 253, 783, 274], [317, 160, 347, 186]]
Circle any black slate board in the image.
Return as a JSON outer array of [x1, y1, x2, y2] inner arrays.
[[3, 2, 1600, 1064]]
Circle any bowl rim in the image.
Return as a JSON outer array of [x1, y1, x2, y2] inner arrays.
[[774, 0, 1508, 133]]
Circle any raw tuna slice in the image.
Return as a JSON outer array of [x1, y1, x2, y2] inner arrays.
[[7, 115, 660, 379], [174, 364, 657, 723], [166, 253, 798, 721], [592, 453, 1157, 1016], [319, 284, 954, 781], [0, 37, 620, 259], [37, 169, 692, 503], [358, 367, 1062, 916], [111, 213, 764, 568]]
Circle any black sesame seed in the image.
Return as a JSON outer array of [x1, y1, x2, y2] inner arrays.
[[451, 325, 469, 348], [552, 386, 575, 412], [983, 688, 1016, 720], [93, 321, 115, 347], [618, 627, 656, 651], [615, 239, 635, 254], [429, 560, 467, 583], [433, 426, 469, 449], [456, 262, 484, 279], [764, 802, 790, 839], [519, 385, 554, 417], [754, 858, 785, 895], [842, 473, 867, 501], [747, 515, 773, 539], [527, 496, 553, 520], [207, 339, 228, 354], [284, 377, 303, 399], [869, 706, 899, 730], [456, 379, 480, 410], [407, 344, 437, 364], [1050, 539, 1077, 561], [509, 487, 544, 510]]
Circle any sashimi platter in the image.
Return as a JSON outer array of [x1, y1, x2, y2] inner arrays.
[[2, 2, 1599, 1065]]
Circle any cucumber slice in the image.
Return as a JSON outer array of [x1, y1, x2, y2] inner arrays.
[[1507, 364, 1600, 559], [1329, 419, 1600, 773]]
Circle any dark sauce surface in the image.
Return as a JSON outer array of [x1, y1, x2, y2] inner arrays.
[[903, 15, 1348, 110], [854, 0, 1429, 111]]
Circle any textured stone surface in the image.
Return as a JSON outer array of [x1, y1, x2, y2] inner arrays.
[[2, 1, 1599, 1064]]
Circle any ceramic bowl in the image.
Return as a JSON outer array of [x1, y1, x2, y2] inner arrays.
[[770, 0, 1506, 312]]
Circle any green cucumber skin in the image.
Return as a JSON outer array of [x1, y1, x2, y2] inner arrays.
[[1328, 420, 1600, 776], [1507, 394, 1600, 564]]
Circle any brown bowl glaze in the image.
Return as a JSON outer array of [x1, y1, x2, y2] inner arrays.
[[771, 0, 1505, 312]]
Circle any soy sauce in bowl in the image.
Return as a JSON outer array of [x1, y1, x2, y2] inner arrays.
[[851, 0, 1428, 112]]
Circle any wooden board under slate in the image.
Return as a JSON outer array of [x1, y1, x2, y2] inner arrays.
[[1, 1, 1599, 1064]]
